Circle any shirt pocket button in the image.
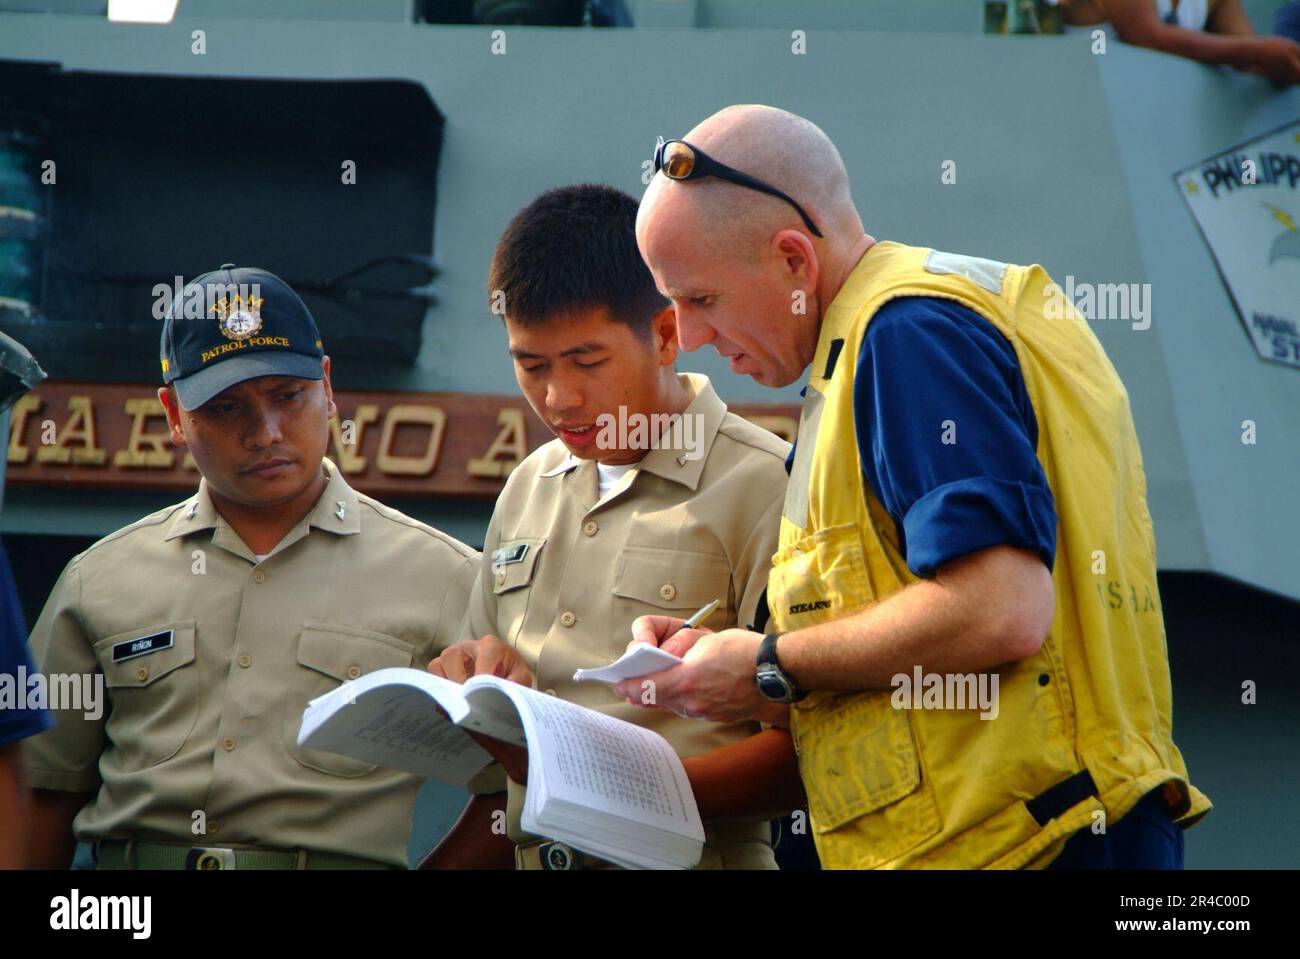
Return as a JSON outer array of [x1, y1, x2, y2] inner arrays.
[[659, 583, 677, 602]]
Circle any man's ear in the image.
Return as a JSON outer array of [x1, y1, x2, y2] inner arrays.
[[320, 355, 337, 420], [157, 386, 188, 447], [652, 306, 680, 366], [772, 228, 820, 292]]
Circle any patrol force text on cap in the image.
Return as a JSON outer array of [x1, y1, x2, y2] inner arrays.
[[160, 264, 325, 411]]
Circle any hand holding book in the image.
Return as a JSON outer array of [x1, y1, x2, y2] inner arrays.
[[298, 662, 707, 868], [427, 635, 532, 784]]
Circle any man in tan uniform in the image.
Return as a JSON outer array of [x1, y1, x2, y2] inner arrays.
[[23, 265, 477, 870], [422, 185, 804, 870]]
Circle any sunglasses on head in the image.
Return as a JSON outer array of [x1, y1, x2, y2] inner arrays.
[[652, 136, 823, 238]]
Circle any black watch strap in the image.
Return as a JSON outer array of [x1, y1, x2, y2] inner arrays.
[[757, 632, 806, 702]]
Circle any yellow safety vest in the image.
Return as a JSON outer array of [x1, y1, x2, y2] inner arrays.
[[770, 241, 1211, 869]]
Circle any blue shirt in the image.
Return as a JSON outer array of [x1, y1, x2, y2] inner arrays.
[[0, 540, 52, 747], [787, 295, 1057, 579]]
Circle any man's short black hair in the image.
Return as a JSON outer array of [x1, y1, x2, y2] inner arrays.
[[487, 184, 668, 339]]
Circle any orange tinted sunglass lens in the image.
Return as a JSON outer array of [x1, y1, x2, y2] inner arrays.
[[662, 142, 696, 178]]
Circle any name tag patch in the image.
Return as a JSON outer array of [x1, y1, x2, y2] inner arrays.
[[491, 543, 529, 570], [112, 630, 175, 663]]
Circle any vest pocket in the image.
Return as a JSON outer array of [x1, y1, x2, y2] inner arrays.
[[793, 690, 942, 867], [769, 523, 873, 629]]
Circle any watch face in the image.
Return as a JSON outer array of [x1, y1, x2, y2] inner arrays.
[[756, 666, 792, 703]]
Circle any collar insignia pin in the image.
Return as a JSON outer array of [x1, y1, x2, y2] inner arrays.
[[335, 501, 346, 521]]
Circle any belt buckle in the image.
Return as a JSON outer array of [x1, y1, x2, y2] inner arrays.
[[185, 847, 237, 870], [538, 841, 583, 871]]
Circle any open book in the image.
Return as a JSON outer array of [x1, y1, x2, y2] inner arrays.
[[298, 668, 704, 870]]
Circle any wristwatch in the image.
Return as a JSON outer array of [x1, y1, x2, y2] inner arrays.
[[755, 632, 806, 703]]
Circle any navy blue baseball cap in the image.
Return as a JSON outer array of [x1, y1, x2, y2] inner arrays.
[[160, 264, 324, 411]]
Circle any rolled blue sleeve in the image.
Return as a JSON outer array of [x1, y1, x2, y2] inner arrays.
[[854, 296, 1057, 578]]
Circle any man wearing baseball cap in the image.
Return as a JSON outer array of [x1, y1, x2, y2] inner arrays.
[[23, 265, 482, 870], [161, 264, 331, 411]]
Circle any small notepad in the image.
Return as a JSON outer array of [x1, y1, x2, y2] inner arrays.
[[572, 644, 684, 685]]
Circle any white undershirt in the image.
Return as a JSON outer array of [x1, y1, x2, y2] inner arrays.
[[596, 462, 635, 502], [253, 554, 269, 564]]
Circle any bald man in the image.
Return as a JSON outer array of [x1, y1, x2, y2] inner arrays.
[[618, 105, 1210, 870]]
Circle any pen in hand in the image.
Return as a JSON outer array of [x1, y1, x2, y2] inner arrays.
[[668, 598, 721, 644]]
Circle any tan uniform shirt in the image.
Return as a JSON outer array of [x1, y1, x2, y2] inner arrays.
[[23, 458, 478, 868], [463, 373, 791, 866]]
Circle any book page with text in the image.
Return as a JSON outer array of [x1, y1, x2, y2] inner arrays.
[[298, 668, 492, 784], [474, 678, 703, 839]]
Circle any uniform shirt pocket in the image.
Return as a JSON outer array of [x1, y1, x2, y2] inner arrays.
[[490, 537, 545, 594], [285, 623, 416, 777], [490, 537, 545, 647], [95, 621, 199, 771], [610, 548, 733, 660]]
